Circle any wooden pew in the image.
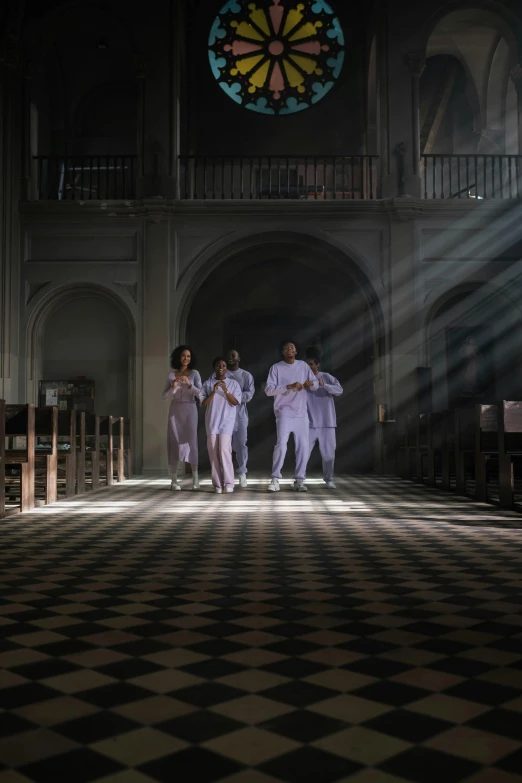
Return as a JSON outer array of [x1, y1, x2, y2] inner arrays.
[[85, 413, 100, 490], [397, 412, 417, 480], [57, 410, 77, 497], [113, 416, 125, 482], [376, 404, 396, 474], [4, 404, 35, 512], [0, 399, 5, 519], [124, 418, 133, 478], [99, 416, 114, 486], [475, 404, 498, 503], [424, 411, 452, 490], [454, 408, 476, 495], [76, 412, 86, 494], [440, 410, 455, 492], [35, 406, 58, 504], [498, 401, 522, 509], [415, 413, 430, 484]]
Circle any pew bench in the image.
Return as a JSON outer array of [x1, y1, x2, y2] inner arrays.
[[0, 400, 5, 519], [85, 413, 100, 490], [4, 404, 35, 513], [35, 406, 58, 504], [57, 411, 77, 498], [497, 401, 522, 509]]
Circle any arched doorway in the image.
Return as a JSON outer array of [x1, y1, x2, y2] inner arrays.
[[184, 237, 383, 473], [426, 284, 522, 411], [28, 286, 135, 424]]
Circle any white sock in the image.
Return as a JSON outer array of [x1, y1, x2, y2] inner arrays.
[[191, 465, 198, 477], [171, 461, 179, 482]]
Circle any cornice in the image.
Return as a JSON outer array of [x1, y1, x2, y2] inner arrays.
[[18, 197, 518, 223]]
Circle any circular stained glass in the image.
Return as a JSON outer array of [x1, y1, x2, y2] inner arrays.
[[208, 0, 345, 115]]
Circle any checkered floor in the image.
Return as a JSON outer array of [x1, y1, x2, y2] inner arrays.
[[2, 474, 522, 783]]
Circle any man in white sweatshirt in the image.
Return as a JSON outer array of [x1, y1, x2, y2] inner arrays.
[[265, 340, 318, 492]]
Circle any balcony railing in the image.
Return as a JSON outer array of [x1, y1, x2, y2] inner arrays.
[[33, 155, 138, 200], [422, 154, 522, 199], [178, 155, 380, 200]]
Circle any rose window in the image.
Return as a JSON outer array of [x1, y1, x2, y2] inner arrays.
[[208, 0, 345, 115]]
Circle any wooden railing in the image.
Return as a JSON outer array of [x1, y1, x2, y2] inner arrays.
[[178, 155, 380, 200], [33, 155, 138, 200], [422, 154, 522, 199]]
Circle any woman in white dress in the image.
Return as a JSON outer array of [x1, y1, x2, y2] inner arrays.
[[162, 345, 202, 490]]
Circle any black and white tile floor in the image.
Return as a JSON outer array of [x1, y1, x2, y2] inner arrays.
[[2, 474, 522, 782]]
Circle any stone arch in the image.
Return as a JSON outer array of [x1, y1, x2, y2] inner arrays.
[[425, 280, 522, 408], [174, 230, 388, 473], [176, 230, 386, 366], [23, 2, 140, 160], [419, 4, 521, 66], [26, 282, 140, 467], [420, 4, 521, 152]]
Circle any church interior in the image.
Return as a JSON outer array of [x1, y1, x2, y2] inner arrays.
[[2, 0, 522, 780]]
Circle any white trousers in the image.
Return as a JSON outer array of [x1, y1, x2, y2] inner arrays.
[[232, 418, 248, 475], [207, 434, 234, 490], [271, 416, 310, 480], [309, 427, 336, 482]]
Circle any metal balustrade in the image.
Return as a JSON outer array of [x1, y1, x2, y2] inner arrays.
[[33, 156, 137, 200], [31, 151, 522, 202], [178, 155, 380, 200], [422, 154, 522, 199]]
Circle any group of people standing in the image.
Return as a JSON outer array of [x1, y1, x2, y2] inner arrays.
[[162, 341, 343, 493]]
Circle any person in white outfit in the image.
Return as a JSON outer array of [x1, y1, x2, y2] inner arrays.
[[226, 349, 255, 488], [305, 346, 343, 488], [265, 340, 318, 492], [200, 357, 241, 494]]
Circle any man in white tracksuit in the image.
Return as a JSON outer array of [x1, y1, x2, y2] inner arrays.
[[265, 341, 318, 492], [305, 346, 343, 488], [226, 349, 255, 488]]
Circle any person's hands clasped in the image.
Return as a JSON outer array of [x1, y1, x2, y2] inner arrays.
[[287, 382, 303, 391], [303, 380, 314, 390]]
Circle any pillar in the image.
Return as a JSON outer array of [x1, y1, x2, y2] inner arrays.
[[406, 51, 426, 181], [136, 0, 183, 199], [0, 34, 22, 403], [142, 219, 171, 471], [510, 64, 522, 154]]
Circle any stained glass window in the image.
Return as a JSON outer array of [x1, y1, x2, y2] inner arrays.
[[208, 0, 345, 115]]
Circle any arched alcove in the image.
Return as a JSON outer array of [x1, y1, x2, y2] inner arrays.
[[183, 236, 384, 473], [423, 7, 520, 154], [426, 283, 522, 410], [29, 285, 136, 422], [25, 3, 138, 158], [420, 54, 478, 153]]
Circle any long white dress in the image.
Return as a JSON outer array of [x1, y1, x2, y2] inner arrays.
[[162, 370, 202, 465]]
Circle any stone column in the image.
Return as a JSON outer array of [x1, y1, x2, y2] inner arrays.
[[510, 64, 522, 154], [0, 34, 22, 403], [142, 217, 170, 471], [136, 0, 183, 200], [381, 27, 425, 198], [406, 51, 426, 181], [388, 204, 422, 417]]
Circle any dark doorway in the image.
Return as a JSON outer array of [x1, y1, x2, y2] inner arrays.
[[187, 249, 375, 474]]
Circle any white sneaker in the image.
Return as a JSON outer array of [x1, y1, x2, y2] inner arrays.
[[215, 487, 223, 494], [267, 478, 280, 492], [225, 487, 234, 493], [239, 474, 248, 488], [192, 476, 200, 490], [293, 479, 308, 492], [171, 480, 181, 491], [325, 480, 336, 489]]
